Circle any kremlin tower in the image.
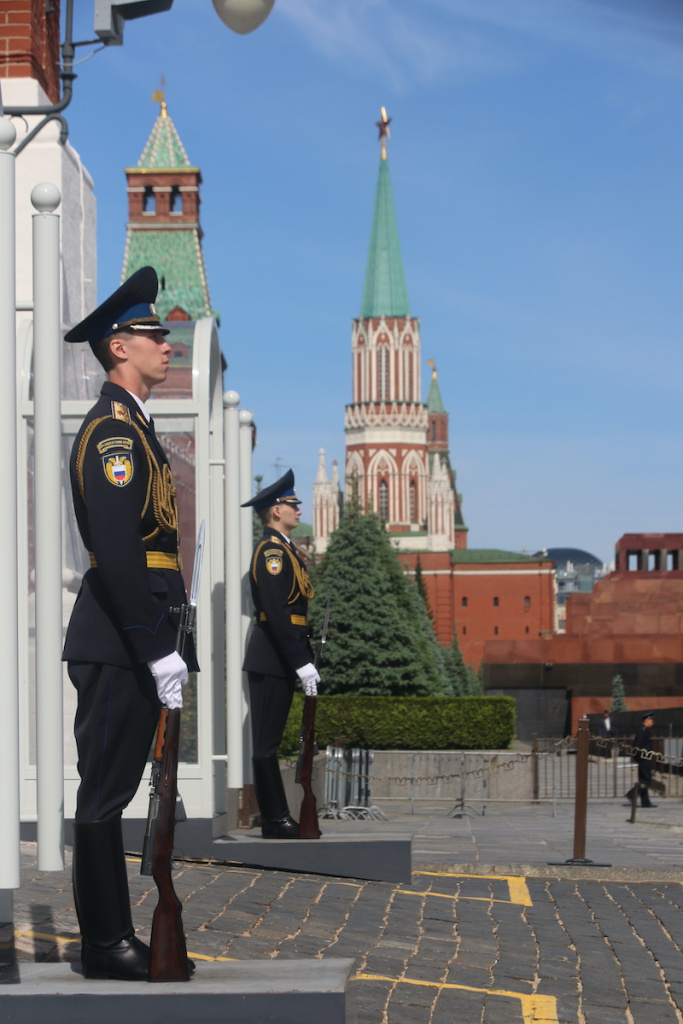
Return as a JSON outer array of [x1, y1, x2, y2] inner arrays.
[[314, 109, 465, 555], [122, 91, 212, 323], [314, 110, 555, 665]]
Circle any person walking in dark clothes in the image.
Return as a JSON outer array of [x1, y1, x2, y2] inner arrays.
[[626, 712, 657, 808], [63, 267, 198, 980], [242, 470, 319, 838], [598, 709, 614, 757]]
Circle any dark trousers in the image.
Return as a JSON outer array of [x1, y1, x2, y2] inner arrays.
[[248, 672, 295, 759], [69, 660, 160, 822]]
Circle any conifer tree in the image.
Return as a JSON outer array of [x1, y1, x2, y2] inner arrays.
[[443, 627, 469, 696], [414, 556, 434, 626], [309, 495, 446, 695], [610, 673, 627, 713]]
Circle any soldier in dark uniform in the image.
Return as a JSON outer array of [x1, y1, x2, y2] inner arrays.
[[626, 712, 657, 808], [63, 267, 198, 980], [242, 470, 319, 838]]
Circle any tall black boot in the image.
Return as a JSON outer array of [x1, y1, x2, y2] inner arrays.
[[252, 755, 299, 839], [72, 817, 149, 980]]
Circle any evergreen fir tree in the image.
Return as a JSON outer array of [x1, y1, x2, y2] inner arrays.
[[414, 556, 435, 626], [408, 576, 449, 695], [443, 627, 469, 696], [610, 673, 627, 713], [308, 495, 445, 695]]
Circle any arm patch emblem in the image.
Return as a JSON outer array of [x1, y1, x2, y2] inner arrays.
[[97, 436, 135, 487], [102, 453, 134, 487], [264, 548, 283, 576]]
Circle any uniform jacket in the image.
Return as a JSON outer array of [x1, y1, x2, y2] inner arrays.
[[63, 381, 198, 670], [633, 724, 653, 763], [242, 528, 314, 679]]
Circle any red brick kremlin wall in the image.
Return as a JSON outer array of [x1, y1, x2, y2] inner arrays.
[[401, 550, 556, 669]]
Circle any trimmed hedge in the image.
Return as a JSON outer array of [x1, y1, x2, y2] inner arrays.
[[280, 694, 515, 755]]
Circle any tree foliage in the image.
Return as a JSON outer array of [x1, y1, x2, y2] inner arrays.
[[441, 628, 483, 696], [610, 673, 627, 713], [309, 499, 447, 696]]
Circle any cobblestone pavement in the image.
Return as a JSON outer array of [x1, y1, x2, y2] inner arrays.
[[10, 802, 683, 1024]]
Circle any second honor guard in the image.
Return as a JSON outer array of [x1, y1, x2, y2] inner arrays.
[[63, 267, 198, 980], [242, 470, 319, 838]]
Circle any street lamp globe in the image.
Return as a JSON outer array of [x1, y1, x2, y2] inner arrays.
[[212, 0, 275, 34]]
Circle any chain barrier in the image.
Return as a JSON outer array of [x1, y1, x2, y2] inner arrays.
[[304, 734, 682, 789]]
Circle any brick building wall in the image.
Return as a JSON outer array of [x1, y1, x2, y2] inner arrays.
[[0, 0, 61, 102], [401, 549, 556, 668]]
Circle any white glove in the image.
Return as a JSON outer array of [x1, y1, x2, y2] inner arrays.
[[148, 651, 188, 709], [296, 662, 320, 697]]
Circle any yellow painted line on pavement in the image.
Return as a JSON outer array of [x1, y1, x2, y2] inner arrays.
[[17, 931, 237, 965], [357, 973, 559, 1024], [186, 951, 236, 962], [15, 929, 79, 944], [414, 870, 533, 907], [396, 889, 523, 906]]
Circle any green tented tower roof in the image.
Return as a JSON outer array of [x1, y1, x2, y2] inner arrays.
[[135, 100, 193, 170], [426, 365, 445, 413], [360, 156, 410, 318], [122, 97, 212, 322]]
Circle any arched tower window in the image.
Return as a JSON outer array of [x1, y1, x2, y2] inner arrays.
[[170, 185, 183, 214], [379, 479, 389, 520], [409, 480, 416, 522], [378, 345, 389, 401], [142, 186, 156, 214]]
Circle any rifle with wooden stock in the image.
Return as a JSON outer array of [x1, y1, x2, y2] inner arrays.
[[142, 522, 204, 982], [296, 597, 330, 839]]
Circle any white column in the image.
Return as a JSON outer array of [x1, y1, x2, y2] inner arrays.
[[32, 183, 64, 871], [239, 409, 254, 779], [223, 391, 242, 789], [0, 111, 20, 918]]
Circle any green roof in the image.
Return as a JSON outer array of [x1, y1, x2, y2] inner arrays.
[[292, 521, 313, 537], [426, 366, 445, 413], [123, 229, 211, 320], [360, 156, 410, 318], [451, 549, 544, 565], [136, 102, 192, 169]]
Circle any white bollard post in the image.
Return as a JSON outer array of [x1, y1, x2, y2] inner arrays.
[[239, 408, 254, 779], [32, 183, 65, 871], [0, 110, 20, 926], [224, 391, 242, 789]]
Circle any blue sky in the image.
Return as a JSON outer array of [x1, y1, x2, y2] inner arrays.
[[65, 0, 683, 566]]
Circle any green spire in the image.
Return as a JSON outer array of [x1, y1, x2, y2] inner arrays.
[[137, 98, 193, 169], [360, 155, 410, 318], [425, 362, 445, 413]]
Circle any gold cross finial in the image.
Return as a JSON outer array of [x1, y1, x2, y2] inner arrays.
[[376, 106, 392, 160], [152, 76, 167, 117]]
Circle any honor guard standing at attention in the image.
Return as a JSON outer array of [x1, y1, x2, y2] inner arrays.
[[63, 266, 198, 980], [242, 470, 319, 838]]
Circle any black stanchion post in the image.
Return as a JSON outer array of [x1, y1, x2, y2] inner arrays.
[[572, 717, 589, 861], [532, 733, 539, 803], [548, 715, 611, 867]]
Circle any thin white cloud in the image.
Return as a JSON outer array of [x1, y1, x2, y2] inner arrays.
[[276, 0, 510, 89], [276, 0, 683, 85]]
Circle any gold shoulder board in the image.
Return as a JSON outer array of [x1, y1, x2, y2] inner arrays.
[[110, 401, 132, 424]]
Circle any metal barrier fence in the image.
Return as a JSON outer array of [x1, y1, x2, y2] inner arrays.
[[321, 735, 683, 818]]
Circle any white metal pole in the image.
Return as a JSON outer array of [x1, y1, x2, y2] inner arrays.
[[224, 391, 242, 789], [239, 408, 254, 778], [32, 183, 64, 871], [0, 109, 21, 918]]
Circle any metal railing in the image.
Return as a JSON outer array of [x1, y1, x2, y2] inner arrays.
[[321, 735, 683, 819]]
